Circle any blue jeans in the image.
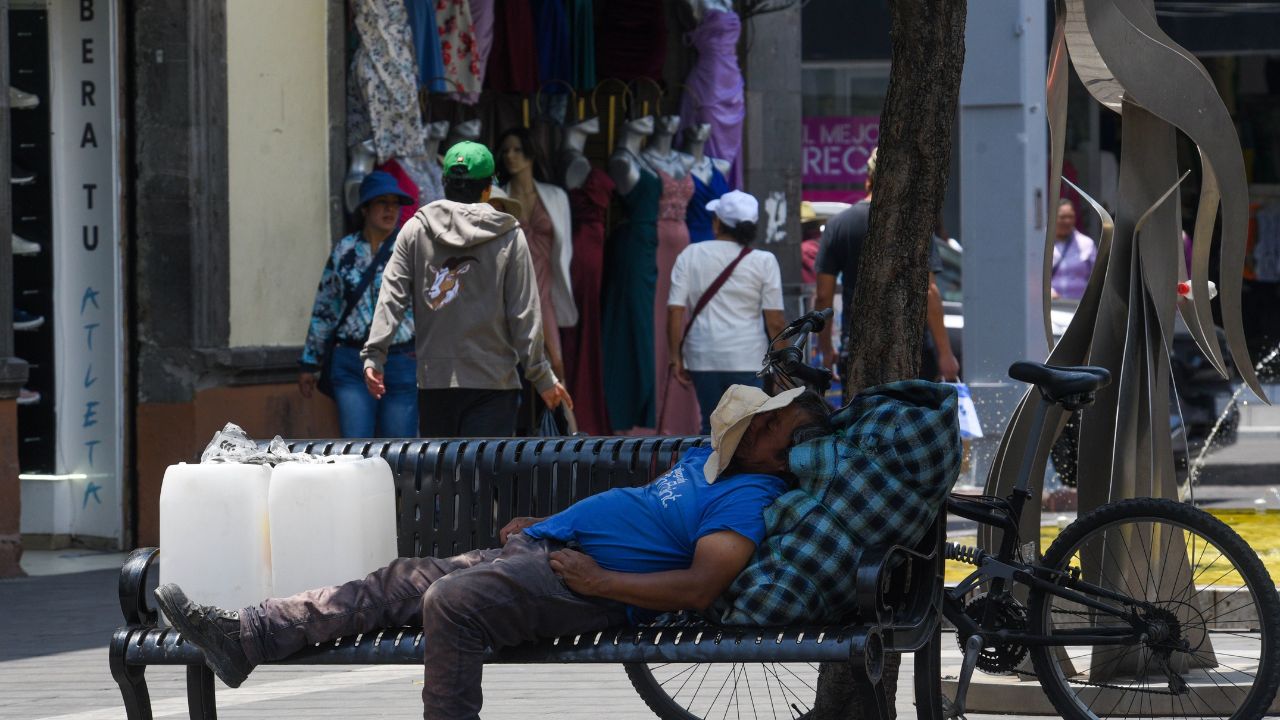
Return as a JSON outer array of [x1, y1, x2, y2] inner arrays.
[[689, 370, 763, 434], [329, 345, 419, 438]]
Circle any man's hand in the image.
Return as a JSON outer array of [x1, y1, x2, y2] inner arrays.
[[298, 372, 317, 398], [549, 547, 607, 597], [541, 382, 574, 410], [818, 337, 839, 376], [364, 367, 385, 399], [499, 516, 544, 545], [936, 352, 960, 382]]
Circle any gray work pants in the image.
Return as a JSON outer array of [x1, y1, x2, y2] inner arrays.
[[239, 534, 628, 719]]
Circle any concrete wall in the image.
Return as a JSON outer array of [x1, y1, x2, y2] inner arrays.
[[134, 384, 340, 547], [225, 0, 331, 348]]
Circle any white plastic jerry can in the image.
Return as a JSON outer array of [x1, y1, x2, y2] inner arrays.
[[268, 456, 398, 598], [159, 463, 274, 620]]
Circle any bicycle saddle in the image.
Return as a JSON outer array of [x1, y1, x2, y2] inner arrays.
[[1008, 361, 1111, 408]]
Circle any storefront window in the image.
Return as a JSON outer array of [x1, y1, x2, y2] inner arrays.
[[802, 63, 889, 205]]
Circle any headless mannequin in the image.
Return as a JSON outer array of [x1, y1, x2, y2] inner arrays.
[[642, 115, 694, 180], [608, 116, 656, 195], [683, 0, 732, 21], [344, 138, 377, 213], [559, 117, 601, 191], [444, 118, 482, 152], [684, 123, 732, 185], [424, 120, 450, 162]]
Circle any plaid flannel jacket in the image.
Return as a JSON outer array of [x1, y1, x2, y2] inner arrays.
[[716, 380, 961, 626]]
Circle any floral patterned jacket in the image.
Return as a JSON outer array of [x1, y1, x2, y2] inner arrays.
[[300, 232, 415, 370]]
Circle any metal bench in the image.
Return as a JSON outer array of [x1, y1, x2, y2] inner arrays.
[[109, 436, 947, 719]]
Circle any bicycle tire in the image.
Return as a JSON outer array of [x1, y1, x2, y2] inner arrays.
[[1028, 497, 1280, 720], [624, 661, 818, 719]]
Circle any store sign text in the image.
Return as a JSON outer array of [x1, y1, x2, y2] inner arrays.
[[802, 117, 879, 185]]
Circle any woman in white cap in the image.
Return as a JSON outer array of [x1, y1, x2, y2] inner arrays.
[[666, 190, 786, 434]]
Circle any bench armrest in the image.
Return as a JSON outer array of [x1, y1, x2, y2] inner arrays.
[[119, 547, 160, 627], [854, 513, 946, 626]]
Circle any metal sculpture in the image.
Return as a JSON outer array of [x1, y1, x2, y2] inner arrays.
[[982, 0, 1266, 680]]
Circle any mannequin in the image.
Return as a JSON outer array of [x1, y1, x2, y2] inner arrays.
[[683, 123, 732, 243], [646, 114, 700, 435], [424, 120, 450, 161], [558, 116, 600, 190], [444, 118, 483, 152], [343, 138, 377, 213], [683, 0, 732, 21], [560, 117, 615, 434], [608, 115, 656, 195], [685, 122, 731, 185], [602, 115, 663, 432], [641, 115, 694, 180]]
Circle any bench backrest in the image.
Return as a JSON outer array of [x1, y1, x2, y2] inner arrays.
[[287, 437, 707, 558]]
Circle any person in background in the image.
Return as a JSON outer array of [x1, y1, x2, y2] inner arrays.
[[362, 141, 572, 437], [667, 190, 786, 433], [814, 147, 960, 382], [299, 170, 418, 438], [1050, 198, 1097, 300], [799, 200, 822, 286]]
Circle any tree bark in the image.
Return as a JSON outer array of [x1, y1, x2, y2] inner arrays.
[[816, 0, 966, 717]]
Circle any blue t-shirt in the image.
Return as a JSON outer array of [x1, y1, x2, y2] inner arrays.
[[524, 447, 787, 574]]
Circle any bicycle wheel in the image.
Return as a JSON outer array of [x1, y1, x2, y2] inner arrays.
[[624, 661, 819, 719], [1029, 497, 1280, 720]]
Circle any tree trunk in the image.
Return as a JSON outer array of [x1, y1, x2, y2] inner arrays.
[[816, 0, 966, 717]]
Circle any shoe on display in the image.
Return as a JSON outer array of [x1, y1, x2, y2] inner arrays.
[[12, 234, 40, 256], [11, 163, 35, 185], [17, 388, 40, 406], [9, 86, 39, 110], [14, 309, 45, 331]]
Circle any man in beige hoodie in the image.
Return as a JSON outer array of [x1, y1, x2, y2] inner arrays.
[[362, 141, 572, 437]]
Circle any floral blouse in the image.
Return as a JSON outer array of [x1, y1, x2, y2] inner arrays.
[[300, 232, 415, 369]]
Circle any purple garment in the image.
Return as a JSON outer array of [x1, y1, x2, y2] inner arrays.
[[679, 11, 746, 189], [1051, 230, 1097, 299], [468, 0, 495, 93]]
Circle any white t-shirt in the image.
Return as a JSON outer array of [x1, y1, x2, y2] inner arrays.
[[667, 240, 785, 372]]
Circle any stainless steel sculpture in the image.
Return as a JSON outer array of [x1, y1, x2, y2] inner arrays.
[[982, 0, 1266, 680]]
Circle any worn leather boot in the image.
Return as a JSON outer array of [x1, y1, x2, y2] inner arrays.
[[154, 583, 253, 688]]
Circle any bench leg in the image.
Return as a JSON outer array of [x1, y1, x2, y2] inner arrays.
[[913, 625, 943, 720], [186, 665, 218, 720], [110, 630, 153, 720]]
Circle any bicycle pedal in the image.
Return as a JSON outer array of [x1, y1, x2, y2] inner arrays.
[[940, 694, 968, 720]]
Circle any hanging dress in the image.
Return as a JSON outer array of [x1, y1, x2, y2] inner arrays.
[[486, 0, 539, 93], [686, 163, 731, 242], [595, 0, 665, 83], [349, 0, 424, 162], [405, 0, 447, 92], [653, 169, 701, 436], [562, 167, 615, 435], [435, 0, 482, 99], [679, 10, 746, 188], [602, 164, 662, 432], [568, 0, 596, 89], [468, 0, 495, 96]]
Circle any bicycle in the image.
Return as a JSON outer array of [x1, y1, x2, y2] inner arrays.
[[624, 308, 1280, 720]]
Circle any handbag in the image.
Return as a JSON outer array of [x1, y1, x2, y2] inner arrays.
[[658, 246, 753, 431], [317, 232, 398, 398]]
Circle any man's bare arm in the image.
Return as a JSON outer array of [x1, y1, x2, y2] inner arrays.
[[926, 272, 960, 380], [815, 273, 838, 372], [548, 531, 756, 612]]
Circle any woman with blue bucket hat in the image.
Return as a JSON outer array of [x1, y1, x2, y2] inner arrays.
[[298, 170, 420, 437]]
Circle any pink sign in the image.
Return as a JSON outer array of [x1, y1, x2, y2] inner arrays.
[[802, 116, 880, 185]]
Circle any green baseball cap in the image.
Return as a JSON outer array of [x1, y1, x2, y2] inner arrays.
[[443, 141, 495, 180]]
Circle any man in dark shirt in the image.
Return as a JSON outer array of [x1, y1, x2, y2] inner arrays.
[[814, 147, 960, 381]]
